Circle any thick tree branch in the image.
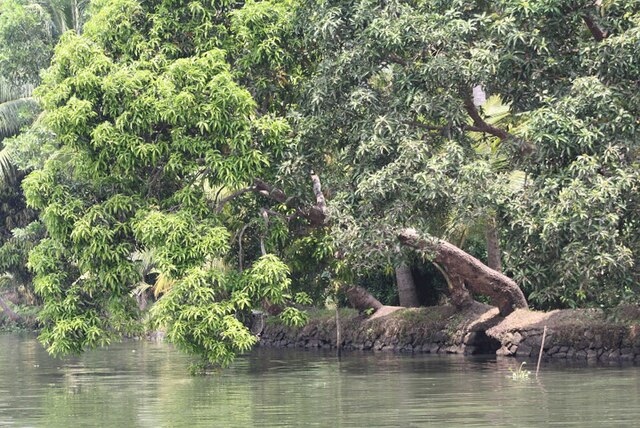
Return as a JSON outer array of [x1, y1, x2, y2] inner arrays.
[[582, 13, 607, 42], [346, 285, 383, 312], [406, 120, 492, 135], [254, 178, 288, 204], [214, 185, 257, 213], [214, 176, 328, 227], [398, 228, 528, 316], [463, 96, 511, 140]]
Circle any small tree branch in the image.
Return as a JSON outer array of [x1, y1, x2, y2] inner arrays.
[[386, 53, 408, 66], [310, 171, 327, 216], [254, 179, 287, 204], [462, 95, 535, 155], [259, 209, 269, 256], [582, 13, 607, 42], [463, 96, 511, 140], [404, 120, 447, 132], [214, 185, 257, 213], [238, 223, 249, 272], [214, 177, 328, 227]]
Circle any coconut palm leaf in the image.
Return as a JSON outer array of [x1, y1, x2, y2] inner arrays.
[[0, 146, 15, 186], [0, 78, 34, 104], [0, 97, 40, 140]]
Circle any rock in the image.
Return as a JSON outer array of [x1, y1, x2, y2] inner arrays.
[[463, 332, 478, 345], [517, 344, 532, 357], [512, 332, 523, 344], [496, 346, 513, 356], [620, 352, 634, 361]]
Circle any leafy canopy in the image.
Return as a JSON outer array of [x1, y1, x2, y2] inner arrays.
[[24, 0, 305, 365]]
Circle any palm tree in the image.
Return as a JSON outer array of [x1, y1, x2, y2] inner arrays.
[[0, 78, 39, 186], [30, 0, 90, 35]]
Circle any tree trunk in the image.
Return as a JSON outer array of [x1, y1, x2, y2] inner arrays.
[[0, 295, 22, 323], [72, 0, 81, 34], [395, 263, 419, 307], [486, 217, 502, 272], [346, 286, 383, 312], [398, 228, 527, 316]]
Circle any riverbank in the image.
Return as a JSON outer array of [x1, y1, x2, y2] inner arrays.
[[257, 303, 640, 362]]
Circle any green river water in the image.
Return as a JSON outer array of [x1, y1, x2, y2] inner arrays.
[[1, 333, 640, 427]]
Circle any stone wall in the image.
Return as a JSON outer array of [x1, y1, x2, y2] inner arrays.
[[257, 304, 640, 362], [487, 308, 640, 362], [258, 303, 502, 355]]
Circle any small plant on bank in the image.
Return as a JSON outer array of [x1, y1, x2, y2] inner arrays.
[[508, 362, 531, 381]]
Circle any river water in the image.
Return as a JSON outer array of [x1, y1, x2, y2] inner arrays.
[[1, 333, 640, 427]]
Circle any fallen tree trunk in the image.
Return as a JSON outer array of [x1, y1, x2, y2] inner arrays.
[[346, 285, 383, 312], [398, 228, 528, 316]]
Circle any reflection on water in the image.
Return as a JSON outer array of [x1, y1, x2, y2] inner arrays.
[[1, 333, 640, 427]]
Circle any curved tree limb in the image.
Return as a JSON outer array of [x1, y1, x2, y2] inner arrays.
[[463, 96, 511, 140], [398, 228, 528, 316], [346, 285, 383, 312]]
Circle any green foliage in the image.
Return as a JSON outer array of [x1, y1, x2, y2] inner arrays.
[[0, 0, 56, 84], [24, 0, 307, 367], [293, 0, 640, 309], [3, 0, 640, 367], [504, 78, 640, 308]]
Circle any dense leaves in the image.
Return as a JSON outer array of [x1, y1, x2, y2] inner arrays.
[[22, 0, 304, 365], [2, 0, 639, 365]]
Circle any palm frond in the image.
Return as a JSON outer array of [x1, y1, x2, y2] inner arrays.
[[0, 78, 34, 104], [507, 170, 527, 193], [0, 97, 40, 140], [0, 146, 16, 187], [482, 95, 512, 125], [153, 273, 176, 298], [25, 2, 59, 36]]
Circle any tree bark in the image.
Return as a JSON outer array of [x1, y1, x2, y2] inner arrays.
[[486, 218, 502, 273], [395, 263, 419, 307], [0, 295, 21, 323], [398, 228, 527, 316], [346, 286, 383, 312]]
